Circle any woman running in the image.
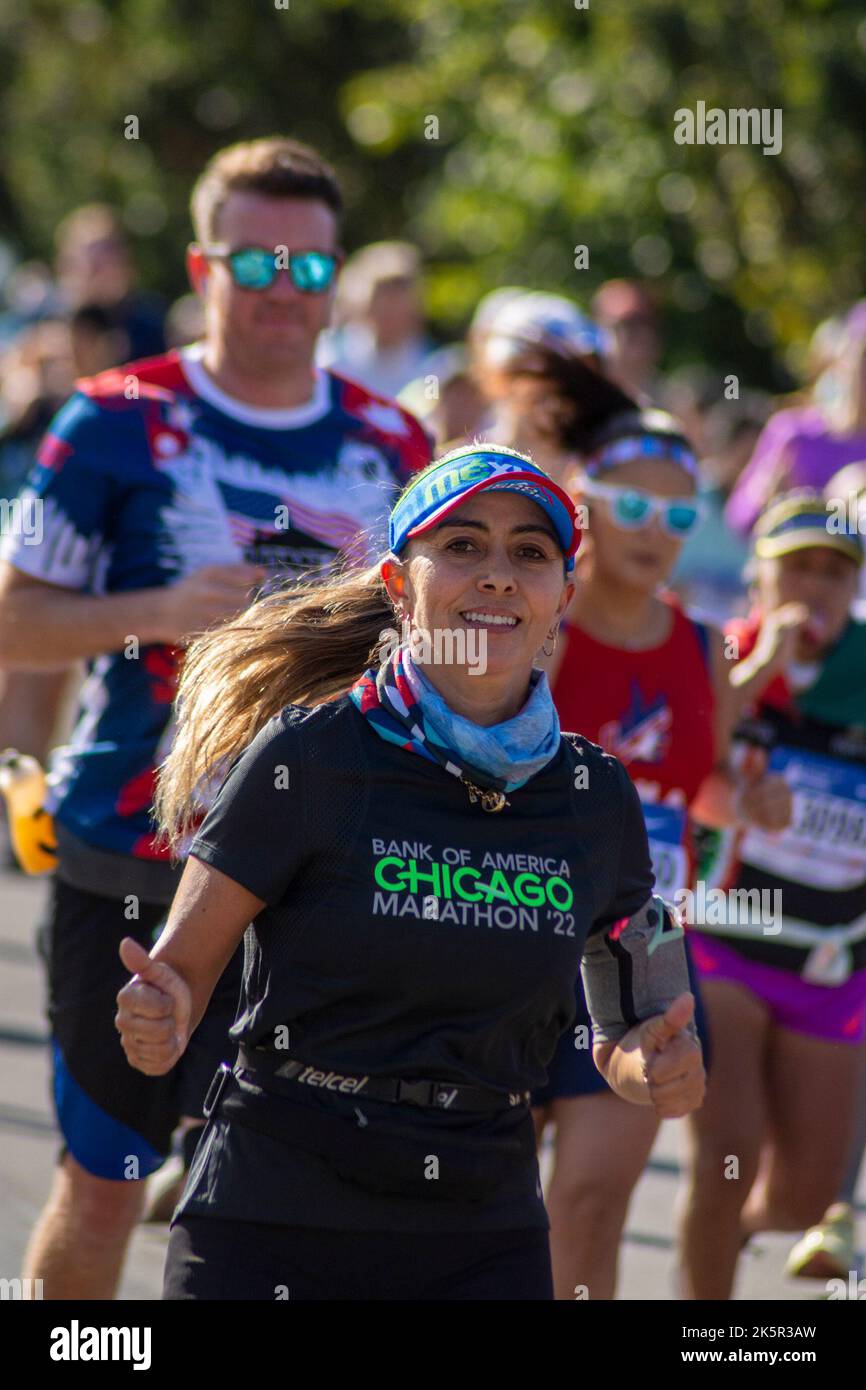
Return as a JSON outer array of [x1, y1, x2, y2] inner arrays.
[[470, 290, 637, 486], [114, 445, 705, 1302], [533, 409, 791, 1300], [785, 462, 866, 1279], [679, 490, 866, 1299], [726, 300, 866, 536]]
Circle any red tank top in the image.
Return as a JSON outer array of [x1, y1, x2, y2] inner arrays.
[[552, 595, 716, 892]]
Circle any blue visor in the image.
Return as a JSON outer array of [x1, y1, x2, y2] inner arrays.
[[389, 449, 581, 571]]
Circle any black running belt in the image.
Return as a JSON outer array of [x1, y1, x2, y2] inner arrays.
[[235, 1045, 531, 1113], [203, 1061, 536, 1204]]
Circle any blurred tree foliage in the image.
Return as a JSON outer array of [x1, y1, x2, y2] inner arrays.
[[1, 0, 865, 386]]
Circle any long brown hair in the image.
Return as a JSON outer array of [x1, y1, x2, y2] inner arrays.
[[154, 563, 392, 849]]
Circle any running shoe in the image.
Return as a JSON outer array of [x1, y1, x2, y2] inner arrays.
[[784, 1203, 856, 1281]]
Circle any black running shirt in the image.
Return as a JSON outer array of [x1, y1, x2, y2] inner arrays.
[[178, 697, 653, 1233]]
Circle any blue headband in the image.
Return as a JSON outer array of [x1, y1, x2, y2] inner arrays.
[[389, 449, 580, 572], [584, 434, 699, 479]]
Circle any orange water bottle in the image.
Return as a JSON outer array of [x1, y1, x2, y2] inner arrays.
[[0, 750, 58, 874]]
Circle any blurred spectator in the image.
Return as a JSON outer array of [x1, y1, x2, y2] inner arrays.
[[317, 240, 433, 397], [0, 260, 57, 347], [397, 344, 486, 451], [470, 290, 634, 484], [0, 318, 75, 498], [165, 292, 206, 349], [460, 285, 530, 435], [672, 392, 771, 623], [807, 313, 848, 397], [466, 285, 530, 357], [69, 305, 128, 378], [591, 279, 663, 401], [726, 300, 866, 536], [825, 460, 866, 612], [0, 317, 79, 864], [54, 204, 166, 361], [662, 363, 719, 460]]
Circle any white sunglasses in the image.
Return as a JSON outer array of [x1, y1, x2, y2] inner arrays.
[[583, 480, 706, 538]]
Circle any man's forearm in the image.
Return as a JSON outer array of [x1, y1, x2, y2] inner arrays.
[[0, 585, 170, 668]]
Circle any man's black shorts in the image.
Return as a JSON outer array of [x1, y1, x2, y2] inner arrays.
[[39, 877, 243, 1181]]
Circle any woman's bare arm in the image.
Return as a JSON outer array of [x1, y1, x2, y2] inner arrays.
[[692, 626, 792, 830], [116, 855, 265, 1075], [151, 856, 264, 1032], [594, 993, 703, 1115]]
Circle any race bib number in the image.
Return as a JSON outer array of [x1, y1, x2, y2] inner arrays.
[[740, 746, 866, 892], [642, 802, 688, 896]]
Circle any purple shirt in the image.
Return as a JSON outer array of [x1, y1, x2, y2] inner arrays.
[[726, 406, 866, 536]]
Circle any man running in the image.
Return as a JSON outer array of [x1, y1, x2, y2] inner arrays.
[[0, 135, 430, 1299]]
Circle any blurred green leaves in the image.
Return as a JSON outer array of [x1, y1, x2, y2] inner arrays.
[[1, 0, 864, 384]]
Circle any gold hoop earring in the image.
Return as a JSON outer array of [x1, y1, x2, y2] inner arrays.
[[542, 626, 559, 658]]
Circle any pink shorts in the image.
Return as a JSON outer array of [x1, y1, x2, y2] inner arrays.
[[689, 932, 866, 1045]]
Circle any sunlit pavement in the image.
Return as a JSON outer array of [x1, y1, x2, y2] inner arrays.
[[0, 867, 860, 1301]]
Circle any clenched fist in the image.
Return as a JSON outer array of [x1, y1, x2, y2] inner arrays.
[[735, 745, 792, 833], [115, 937, 191, 1076], [153, 563, 267, 645], [637, 993, 705, 1119]]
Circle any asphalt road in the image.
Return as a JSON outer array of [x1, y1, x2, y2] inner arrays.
[[0, 865, 861, 1301]]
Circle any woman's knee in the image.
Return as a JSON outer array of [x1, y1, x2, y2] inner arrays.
[[547, 1146, 645, 1219], [546, 1173, 631, 1243], [687, 1136, 761, 1204]]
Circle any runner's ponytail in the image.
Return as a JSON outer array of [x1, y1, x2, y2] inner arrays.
[[155, 562, 393, 849], [503, 345, 638, 453]]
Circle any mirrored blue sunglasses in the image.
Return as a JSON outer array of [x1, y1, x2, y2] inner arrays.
[[583, 480, 705, 538], [206, 245, 339, 293]]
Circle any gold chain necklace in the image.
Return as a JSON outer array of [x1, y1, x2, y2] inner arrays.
[[462, 778, 510, 813]]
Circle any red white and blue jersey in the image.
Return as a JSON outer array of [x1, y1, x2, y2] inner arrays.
[[0, 346, 431, 860], [552, 594, 716, 895]]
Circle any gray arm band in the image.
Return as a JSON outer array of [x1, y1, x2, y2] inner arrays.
[[580, 895, 698, 1046]]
